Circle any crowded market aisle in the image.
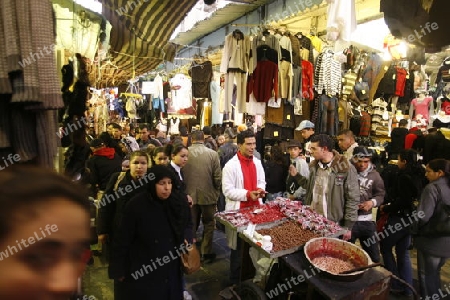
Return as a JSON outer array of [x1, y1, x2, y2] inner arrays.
[[82, 227, 450, 300]]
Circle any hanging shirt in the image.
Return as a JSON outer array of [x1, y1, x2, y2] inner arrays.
[[170, 74, 192, 110], [247, 60, 278, 103]]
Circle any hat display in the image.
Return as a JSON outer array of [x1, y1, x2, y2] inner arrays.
[[89, 139, 104, 148], [287, 140, 302, 148], [295, 120, 315, 131]]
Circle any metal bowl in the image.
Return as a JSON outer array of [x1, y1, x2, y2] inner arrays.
[[304, 237, 372, 281]]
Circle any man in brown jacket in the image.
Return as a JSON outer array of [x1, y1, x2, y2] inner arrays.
[[183, 130, 222, 263]]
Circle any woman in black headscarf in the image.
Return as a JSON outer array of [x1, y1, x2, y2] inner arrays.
[[109, 165, 193, 300]]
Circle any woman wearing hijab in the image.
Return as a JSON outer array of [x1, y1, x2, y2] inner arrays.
[[109, 165, 193, 299]]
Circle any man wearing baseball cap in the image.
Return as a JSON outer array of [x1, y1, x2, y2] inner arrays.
[[286, 140, 310, 200], [295, 120, 315, 162], [350, 146, 385, 263]]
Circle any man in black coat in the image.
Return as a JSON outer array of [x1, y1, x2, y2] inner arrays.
[[86, 138, 122, 199]]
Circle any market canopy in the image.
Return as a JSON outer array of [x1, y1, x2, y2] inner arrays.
[[95, 0, 199, 87]]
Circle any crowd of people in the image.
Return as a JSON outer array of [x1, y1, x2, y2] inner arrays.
[[1, 119, 449, 300]]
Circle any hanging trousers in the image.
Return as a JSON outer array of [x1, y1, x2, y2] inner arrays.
[[224, 72, 246, 113]]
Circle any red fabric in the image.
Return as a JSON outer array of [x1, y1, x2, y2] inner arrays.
[[237, 151, 259, 209], [247, 60, 278, 102], [395, 67, 407, 97], [93, 147, 116, 159], [359, 111, 371, 137], [301, 60, 314, 100], [404, 133, 418, 149], [441, 101, 450, 115]]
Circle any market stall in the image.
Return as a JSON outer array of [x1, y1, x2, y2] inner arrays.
[[215, 198, 392, 299]]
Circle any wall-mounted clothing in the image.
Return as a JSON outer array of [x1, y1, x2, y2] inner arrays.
[[315, 50, 342, 96], [189, 60, 213, 98], [436, 57, 450, 83], [301, 60, 314, 100], [170, 74, 192, 111], [251, 32, 280, 72], [220, 30, 250, 113], [316, 94, 339, 136], [247, 60, 278, 103]]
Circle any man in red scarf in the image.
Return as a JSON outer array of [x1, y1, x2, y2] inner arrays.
[[222, 130, 266, 286]]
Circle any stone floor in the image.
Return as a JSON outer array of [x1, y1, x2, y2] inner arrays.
[[82, 228, 450, 300]]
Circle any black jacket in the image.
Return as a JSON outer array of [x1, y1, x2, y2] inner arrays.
[[86, 148, 122, 191], [108, 190, 192, 299], [97, 170, 149, 236]]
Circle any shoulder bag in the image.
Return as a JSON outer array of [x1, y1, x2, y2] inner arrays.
[[181, 241, 201, 274]]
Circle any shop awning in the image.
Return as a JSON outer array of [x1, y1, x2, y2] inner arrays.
[[98, 0, 199, 86]]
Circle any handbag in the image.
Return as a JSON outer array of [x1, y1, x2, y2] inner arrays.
[[376, 211, 389, 233], [181, 242, 201, 274]]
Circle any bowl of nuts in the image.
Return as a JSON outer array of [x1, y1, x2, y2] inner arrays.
[[304, 237, 373, 281]]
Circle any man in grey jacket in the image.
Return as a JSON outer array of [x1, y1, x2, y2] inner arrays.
[[350, 146, 385, 263], [289, 134, 360, 240], [183, 130, 222, 263]]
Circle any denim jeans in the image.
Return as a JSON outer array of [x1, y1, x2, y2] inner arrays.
[[350, 221, 380, 263], [417, 249, 448, 298], [379, 215, 413, 295]]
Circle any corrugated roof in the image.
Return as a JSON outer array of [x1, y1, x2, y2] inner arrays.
[[171, 0, 272, 46]]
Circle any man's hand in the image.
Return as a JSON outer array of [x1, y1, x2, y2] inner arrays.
[[342, 230, 352, 241], [98, 234, 109, 244], [289, 164, 298, 176], [187, 195, 193, 207], [358, 200, 374, 212], [248, 191, 261, 200]]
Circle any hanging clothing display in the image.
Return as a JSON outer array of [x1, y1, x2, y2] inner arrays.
[[220, 29, 250, 114], [315, 49, 342, 96], [316, 94, 339, 136], [0, 0, 63, 166], [170, 74, 192, 111], [326, 0, 356, 42], [210, 79, 222, 125], [301, 60, 314, 100], [247, 60, 278, 103], [251, 31, 280, 72], [168, 118, 180, 135], [409, 96, 433, 120], [189, 60, 213, 98]]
